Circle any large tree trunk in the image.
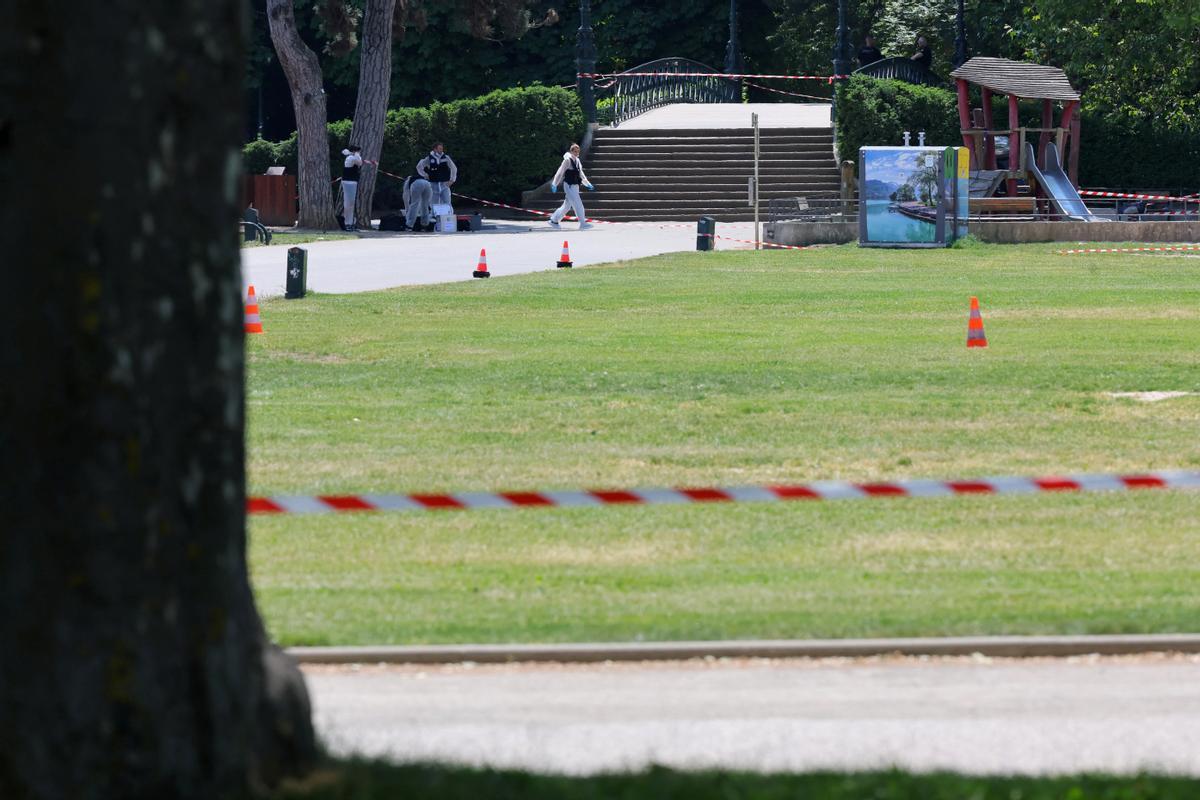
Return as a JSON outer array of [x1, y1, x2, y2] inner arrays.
[[351, 0, 398, 226], [267, 0, 338, 230], [0, 2, 317, 798]]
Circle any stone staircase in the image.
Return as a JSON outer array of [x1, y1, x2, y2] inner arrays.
[[527, 126, 842, 222]]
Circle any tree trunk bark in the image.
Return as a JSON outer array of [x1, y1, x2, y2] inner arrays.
[[351, 0, 398, 227], [0, 2, 317, 798], [267, 0, 338, 230]]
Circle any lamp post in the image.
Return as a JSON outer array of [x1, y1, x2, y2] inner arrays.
[[576, 0, 598, 125], [954, 0, 968, 68], [724, 0, 743, 75], [832, 0, 850, 122]]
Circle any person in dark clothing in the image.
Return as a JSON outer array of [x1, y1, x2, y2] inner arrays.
[[857, 35, 883, 68], [911, 36, 932, 70]]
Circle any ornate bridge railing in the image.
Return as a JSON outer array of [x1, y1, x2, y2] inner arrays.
[[608, 58, 739, 127], [853, 57, 943, 87]]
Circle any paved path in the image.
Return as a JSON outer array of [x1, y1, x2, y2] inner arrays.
[[617, 103, 832, 130], [240, 219, 757, 297], [304, 654, 1200, 776]]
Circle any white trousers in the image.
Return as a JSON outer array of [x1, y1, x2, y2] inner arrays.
[[342, 180, 358, 227], [430, 182, 452, 206], [405, 180, 433, 229], [551, 184, 586, 224]]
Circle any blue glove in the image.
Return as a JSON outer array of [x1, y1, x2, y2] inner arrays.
[[550, 183, 558, 193], [584, 182, 595, 191]]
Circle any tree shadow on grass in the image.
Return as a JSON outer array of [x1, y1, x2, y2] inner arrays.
[[277, 760, 1199, 799]]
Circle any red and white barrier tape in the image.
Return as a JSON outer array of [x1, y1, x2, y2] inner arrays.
[[1080, 190, 1195, 202], [248, 470, 1200, 515], [579, 71, 849, 83], [701, 233, 809, 250], [743, 80, 832, 101], [1058, 245, 1200, 255], [450, 191, 751, 232]]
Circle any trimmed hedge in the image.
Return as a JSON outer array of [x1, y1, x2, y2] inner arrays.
[[834, 76, 960, 165], [244, 86, 584, 210], [835, 75, 1200, 190]]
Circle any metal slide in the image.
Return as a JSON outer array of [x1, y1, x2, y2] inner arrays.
[[1024, 142, 1101, 222]]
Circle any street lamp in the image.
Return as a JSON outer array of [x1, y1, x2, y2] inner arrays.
[[832, 0, 850, 122], [576, 0, 598, 125], [954, 0, 968, 68], [724, 0, 743, 75]]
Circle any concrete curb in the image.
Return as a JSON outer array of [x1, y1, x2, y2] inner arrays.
[[288, 634, 1200, 665]]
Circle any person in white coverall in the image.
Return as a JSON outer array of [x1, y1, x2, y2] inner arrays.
[[340, 144, 363, 231], [402, 173, 434, 232], [548, 143, 594, 229], [417, 143, 457, 207]]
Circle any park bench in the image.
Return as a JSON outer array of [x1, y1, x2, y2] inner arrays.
[[968, 197, 1037, 216]]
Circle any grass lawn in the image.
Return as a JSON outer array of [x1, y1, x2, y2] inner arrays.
[[247, 243, 1200, 646], [276, 761, 1200, 799]]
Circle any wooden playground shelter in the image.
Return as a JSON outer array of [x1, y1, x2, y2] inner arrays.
[[951, 57, 1081, 201]]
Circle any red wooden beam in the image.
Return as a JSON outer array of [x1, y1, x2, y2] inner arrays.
[[981, 88, 996, 169], [955, 79, 978, 169]]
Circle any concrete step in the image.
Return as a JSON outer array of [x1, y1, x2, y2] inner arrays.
[[563, 188, 841, 199], [594, 139, 832, 147], [586, 158, 837, 168], [591, 147, 833, 157], [583, 173, 840, 183], [597, 127, 833, 138], [534, 201, 829, 212]]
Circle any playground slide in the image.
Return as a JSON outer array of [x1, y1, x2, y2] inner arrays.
[[1024, 142, 1101, 222]]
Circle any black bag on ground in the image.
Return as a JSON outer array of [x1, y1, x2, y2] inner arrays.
[[379, 214, 406, 231]]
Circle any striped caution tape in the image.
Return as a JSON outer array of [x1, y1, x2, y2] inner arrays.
[[700, 233, 809, 250], [1058, 245, 1200, 255], [448, 191, 749, 232], [248, 470, 1200, 515], [1080, 190, 1195, 202], [743, 79, 832, 101]]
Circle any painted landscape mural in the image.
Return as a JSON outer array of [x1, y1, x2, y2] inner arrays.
[[861, 148, 944, 244]]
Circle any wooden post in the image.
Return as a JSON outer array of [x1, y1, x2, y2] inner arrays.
[[1039, 99, 1053, 168], [955, 79, 979, 170], [1006, 94, 1019, 197], [981, 88, 996, 169], [1061, 100, 1080, 186], [1068, 112, 1081, 187]]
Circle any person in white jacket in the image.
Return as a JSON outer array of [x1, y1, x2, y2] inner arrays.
[[417, 143, 457, 207], [340, 144, 363, 231], [548, 143, 594, 229]]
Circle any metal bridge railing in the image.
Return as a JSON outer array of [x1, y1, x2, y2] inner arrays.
[[609, 58, 739, 127], [852, 57, 942, 87]]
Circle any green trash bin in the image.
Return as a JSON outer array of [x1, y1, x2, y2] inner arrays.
[[285, 247, 307, 299], [696, 216, 716, 251]]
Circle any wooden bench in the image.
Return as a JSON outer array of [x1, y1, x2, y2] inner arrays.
[[969, 197, 1037, 216]]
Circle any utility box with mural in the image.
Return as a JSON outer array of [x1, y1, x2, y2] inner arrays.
[[859, 146, 968, 248]]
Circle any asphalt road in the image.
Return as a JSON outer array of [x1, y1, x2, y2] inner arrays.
[[303, 653, 1200, 776], [240, 219, 759, 297]]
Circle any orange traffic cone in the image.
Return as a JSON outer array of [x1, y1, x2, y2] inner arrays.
[[244, 285, 263, 334], [473, 248, 491, 279], [556, 240, 573, 269], [967, 296, 987, 348]]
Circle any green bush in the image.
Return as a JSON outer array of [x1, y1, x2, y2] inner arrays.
[[835, 75, 960, 166], [836, 75, 1200, 190], [242, 86, 583, 211], [1079, 113, 1200, 190]]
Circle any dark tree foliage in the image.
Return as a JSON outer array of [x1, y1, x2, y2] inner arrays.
[[247, 0, 782, 141]]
